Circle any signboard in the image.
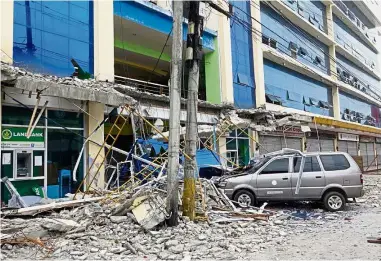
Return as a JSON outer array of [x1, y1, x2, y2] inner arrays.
[[338, 133, 359, 142], [1, 127, 44, 148]]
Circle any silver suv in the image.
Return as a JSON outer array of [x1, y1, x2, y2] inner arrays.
[[217, 150, 364, 211]]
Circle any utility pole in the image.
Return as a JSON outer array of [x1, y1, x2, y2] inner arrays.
[[182, 1, 204, 220], [166, 0, 183, 227]]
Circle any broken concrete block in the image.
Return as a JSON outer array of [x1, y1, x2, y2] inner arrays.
[[41, 218, 80, 232], [131, 194, 167, 230], [109, 216, 128, 224]]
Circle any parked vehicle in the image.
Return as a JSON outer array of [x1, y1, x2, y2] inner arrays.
[[217, 150, 364, 211]]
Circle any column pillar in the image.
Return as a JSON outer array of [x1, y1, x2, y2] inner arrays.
[[326, 3, 340, 120], [218, 136, 228, 167], [217, 8, 234, 104], [251, 0, 266, 108], [1, 0, 14, 64], [94, 0, 114, 81], [86, 101, 105, 190]]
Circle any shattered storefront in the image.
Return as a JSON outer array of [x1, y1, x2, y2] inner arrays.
[[1, 96, 85, 204]]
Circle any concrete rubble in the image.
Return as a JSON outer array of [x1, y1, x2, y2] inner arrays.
[[2, 175, 380, 260]]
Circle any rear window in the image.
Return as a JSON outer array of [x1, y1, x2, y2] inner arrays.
[[320, 155, 350, 171]]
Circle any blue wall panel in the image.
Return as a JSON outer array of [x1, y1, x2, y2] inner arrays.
[[264, 59, 332, 117], [336, 53, 380, 91], [260, 3, 329, 74], [13, 1, 94, 77], [114, 0, 215, 51], [230, 1, 255, 109], [340, 92, 381, 126], [333, 14, 378, 71]]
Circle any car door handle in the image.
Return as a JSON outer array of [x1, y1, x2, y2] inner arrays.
[[315, 176, 322, 179], [282, 177, 288, 180]]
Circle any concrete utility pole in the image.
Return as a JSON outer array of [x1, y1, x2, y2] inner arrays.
[[183, 1, 204, 220], [166, 0, 183, 227]]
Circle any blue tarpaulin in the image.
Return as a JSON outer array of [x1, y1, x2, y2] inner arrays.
[[196, 149, 221, 170]]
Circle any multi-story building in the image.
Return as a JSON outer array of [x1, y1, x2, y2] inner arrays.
[[228, 0, 381, 171], [0, 0, 380, 203]]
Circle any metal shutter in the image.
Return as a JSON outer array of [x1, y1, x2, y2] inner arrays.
[[360, 142, 368, 168], [376, 143, 381, 169], [367, 143, 375, 169], [283, 137, 302, 151], [259, 135, 282, 154], [338, 141, 348, 153], [320, 139, 335, 152], [307, 138, 320, 152], [347, 141, 358, 156]]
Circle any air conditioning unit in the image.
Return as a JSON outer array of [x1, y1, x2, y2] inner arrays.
[[342, 113, 350, 121], [356, 112, 365, 119], [289, 42, 298, 57], [354, 82, 361, 89], [314, 56, 322, 65], [262, 36, 277, 49], [349, 114, 357, 122], [356, 18, 362, 28]]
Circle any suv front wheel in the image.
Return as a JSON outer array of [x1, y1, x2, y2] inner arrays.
[[234, 190, 255, 207], [323, 191, 346, 211]]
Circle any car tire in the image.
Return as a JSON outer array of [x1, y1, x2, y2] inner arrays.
[[233, 190, 255, 207], [323, 191, 346, 212]]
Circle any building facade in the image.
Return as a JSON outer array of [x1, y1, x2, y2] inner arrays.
[[228, 0, 381, 171], [1, 0, 381, 203]]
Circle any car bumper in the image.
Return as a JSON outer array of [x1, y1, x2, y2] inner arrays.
[[345, 186, 364, 198]]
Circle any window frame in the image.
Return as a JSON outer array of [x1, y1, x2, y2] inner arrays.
[[319, 154, 351, 171], [293, 156, 322, 173], [259, 157, 291, 175]]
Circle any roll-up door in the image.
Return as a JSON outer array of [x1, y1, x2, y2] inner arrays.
[[338, 140, 357, 156], [320, 139, 335, 152], [347, 141, 358, 156], [307, 138, 334, 152], [376, 143, 381, 169], [258, 135, 282, 154], [284, 137, 302, 151], [360, 142, 375, 169], [306, 138, 320, 152], [367, 143, 375, 169], [360, 142, 367, 168]]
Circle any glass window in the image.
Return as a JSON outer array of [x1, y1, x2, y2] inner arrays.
[[226, 138, 237, 150], [47, 129, 84, 191], [16, 151, 32, 178], [261, 158, 289, 174], [320, 155, 350, 171], [294, 156, 321, 172], [2, 106, 44, 126], [47, 110, 83, 128]]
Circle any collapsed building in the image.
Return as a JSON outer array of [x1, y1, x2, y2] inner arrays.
[[1, 62, 311, 205]]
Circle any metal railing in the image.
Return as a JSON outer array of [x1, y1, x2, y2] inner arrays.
[[115, 75, 170, 96]]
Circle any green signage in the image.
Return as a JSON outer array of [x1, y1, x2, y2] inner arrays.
[[1, 127, 44, 148]]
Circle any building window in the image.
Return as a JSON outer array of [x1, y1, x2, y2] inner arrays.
[[13, 1, 94, 77], [226, 129, 251, 167]]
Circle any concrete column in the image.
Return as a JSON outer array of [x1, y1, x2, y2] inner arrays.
[[218, 136, 227, 167], [251, 0, 266, 108], [217, 12, 234, 104], [302, 135, 307, 152], [86, 101, 105, 190], [325, 3, 334, 39], [333, 135, 338, 152], [332, 85, 341, 120], [93, 0, 114, 82], [1, 0, 14, 64]]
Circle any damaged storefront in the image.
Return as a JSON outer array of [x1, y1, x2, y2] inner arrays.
[[1, 90, 85, 204]]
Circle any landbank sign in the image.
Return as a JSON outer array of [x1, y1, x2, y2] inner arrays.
[[1, 127, 44, 148]]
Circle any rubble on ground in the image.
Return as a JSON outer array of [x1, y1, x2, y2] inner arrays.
[[2, 175, 380, 260]]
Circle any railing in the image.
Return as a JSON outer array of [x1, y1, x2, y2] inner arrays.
[[115, 75, 170, 96]]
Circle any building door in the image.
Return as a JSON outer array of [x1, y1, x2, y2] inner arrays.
[[284, 137, 302, 151], [360, 142, 375, 169], [307, 138, 334, 152], [376, 143, 381, 169], [259, 135, 282, 154], [338, 140, 358, 156]]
